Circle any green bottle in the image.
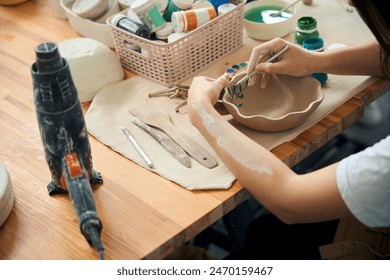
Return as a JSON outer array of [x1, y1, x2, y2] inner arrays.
[[295, 16, 319, 45]]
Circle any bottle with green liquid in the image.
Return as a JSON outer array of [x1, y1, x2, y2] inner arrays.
[[295, 16, 319, 45]]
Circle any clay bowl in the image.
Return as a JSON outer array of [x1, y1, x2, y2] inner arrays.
[[58, 37, 124, 102], [222, 73, 324, 132], [244, 0, 297, 41], [61, 0, 120, 48]]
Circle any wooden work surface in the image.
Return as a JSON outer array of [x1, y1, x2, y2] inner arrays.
[[0, 0, 389, 260]]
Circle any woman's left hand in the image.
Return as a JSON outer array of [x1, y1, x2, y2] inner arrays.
[[187, 73, 230, 107]]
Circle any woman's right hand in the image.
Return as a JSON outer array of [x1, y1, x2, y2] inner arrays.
[[246, 38, 315, 88]]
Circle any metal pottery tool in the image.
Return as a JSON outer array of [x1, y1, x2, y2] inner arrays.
[[129, 101, 218, 169], [120, 126, 153, 168], [233, 45, 290, 93], [132, 117, 191, 168], [31, 42, 104, 260], [269, 0, 302, 17]]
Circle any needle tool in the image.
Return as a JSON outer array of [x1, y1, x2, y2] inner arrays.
[[120, 126, 153, 168]]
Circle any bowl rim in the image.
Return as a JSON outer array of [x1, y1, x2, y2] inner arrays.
[[244, 0, 297, 25], [222, 74, 324, 122]]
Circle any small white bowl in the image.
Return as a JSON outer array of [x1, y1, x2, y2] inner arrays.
[[72, 0, 109, 20], [222, 73, 324, 132], [58, 37, 124, 102], [244, 0, 297, 41], [61, 0, 120, 48]]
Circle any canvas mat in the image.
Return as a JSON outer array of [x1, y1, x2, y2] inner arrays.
[[85, 74, 377, 190]]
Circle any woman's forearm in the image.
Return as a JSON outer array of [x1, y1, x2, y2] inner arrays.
[[188, 101, 351, 224], [311, 41, 382, 76]]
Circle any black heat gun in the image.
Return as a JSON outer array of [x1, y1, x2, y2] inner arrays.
[[31, 42, 104, 259]]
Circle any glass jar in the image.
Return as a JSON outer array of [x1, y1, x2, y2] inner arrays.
[[295, 16, 319, 45], [111, 14, 151, 39], [131, 0, 167, 33], [164, 0, 194, 21], [171, 7, 217, 32]]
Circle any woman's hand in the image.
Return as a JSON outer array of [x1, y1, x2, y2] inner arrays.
[[187, 73, 230, 127], [246, 38, 315, 88], [187, 73, 230, 106]]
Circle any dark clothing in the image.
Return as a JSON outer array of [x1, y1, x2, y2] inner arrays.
[[228, 214, 339, 260]]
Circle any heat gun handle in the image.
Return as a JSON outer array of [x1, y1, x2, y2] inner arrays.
[[62, 152, 104, 259]]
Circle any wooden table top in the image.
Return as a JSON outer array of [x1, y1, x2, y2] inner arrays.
[[0, 0, 389, 260]]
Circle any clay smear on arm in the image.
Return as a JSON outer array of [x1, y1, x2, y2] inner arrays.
[[192, 102, 273, 175]]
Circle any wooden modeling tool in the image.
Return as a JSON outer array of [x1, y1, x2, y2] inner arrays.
[[129, 101, 218, 169], [132, 117, 191, 168]]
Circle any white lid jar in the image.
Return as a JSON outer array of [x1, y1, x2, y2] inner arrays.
[[155, 21, 175, 40], [131, 0, 167, 32], [172, 7, 216, 32], [191, 0, 213, 10], [163, 0, 193, 21], [154, 0, 169, 13]]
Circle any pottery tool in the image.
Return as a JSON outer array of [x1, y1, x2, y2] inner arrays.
[[132, 117, 191, 168], [120, 126, 153, 168], [233, 45, 290, 93], [269, 0, 302, 17], [31, 42, 104, 260], [129, 101, 218, 169]]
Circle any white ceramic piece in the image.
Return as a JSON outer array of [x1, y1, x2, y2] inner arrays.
[[95, 0, 122, 23], [244, 0, 297, 41], [0, 161, 14, 227], [222, 73, 324, 132], [72, 0, 109, 20], [61, 0, 120, 48], [118, 0, 135, 9], [58, 37, 124, 102]]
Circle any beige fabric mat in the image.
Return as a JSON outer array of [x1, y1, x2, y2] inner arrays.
[[85, 74, 377, 190]]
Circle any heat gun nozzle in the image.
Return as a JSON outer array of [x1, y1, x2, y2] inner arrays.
[[86, 224, 105, 260], [35, 42, 64, 73]]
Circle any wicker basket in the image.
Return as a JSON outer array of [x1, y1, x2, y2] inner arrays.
[[107, 0, 246, 87]]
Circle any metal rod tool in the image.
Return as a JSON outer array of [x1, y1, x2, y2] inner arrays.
[[233, 45, 290, 90]]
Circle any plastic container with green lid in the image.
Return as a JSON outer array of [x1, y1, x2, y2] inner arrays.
[[131, 0, 167, 32]]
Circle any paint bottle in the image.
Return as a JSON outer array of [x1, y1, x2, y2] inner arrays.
[[208, 0, 228, 10], [191, 0, 213, 10], [164, 0, 194, 22], [303, 37, 328, 84], [295, 16, 319, 45], [111, 14, 151, 39], [154, 0, 169, 14], [171, 7, 217, 32], [155, 21, 175, 41], [131, 0, 167, 33], [217, 3, 236, 15]]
